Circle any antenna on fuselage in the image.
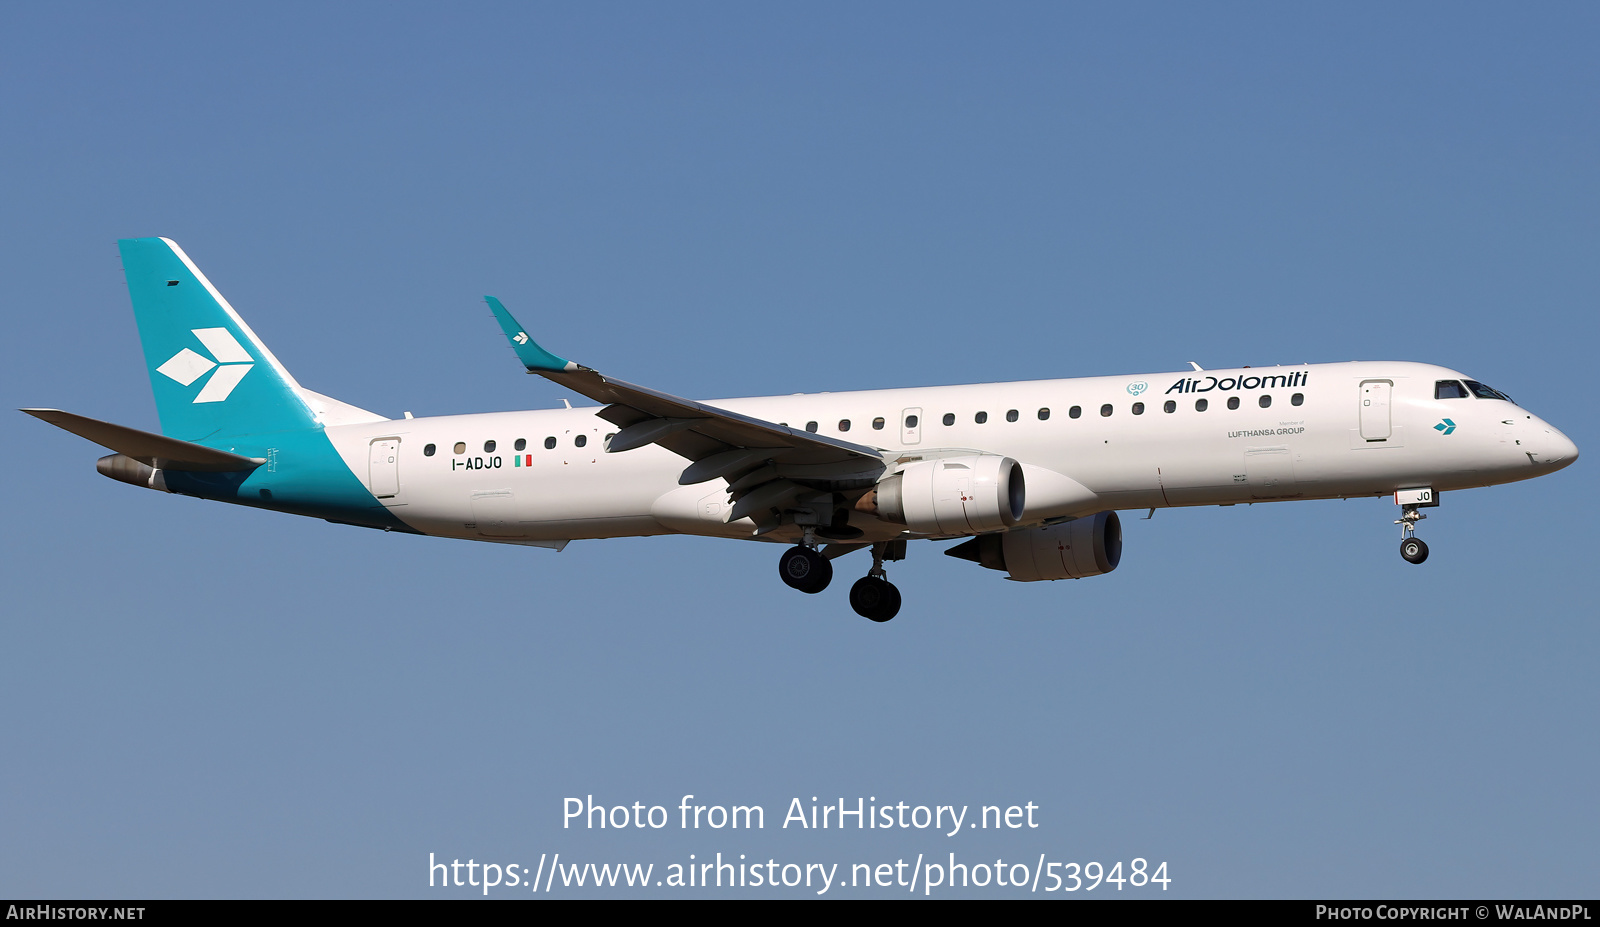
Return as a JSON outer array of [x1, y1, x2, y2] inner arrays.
[[1189, 362, 1204, 371]]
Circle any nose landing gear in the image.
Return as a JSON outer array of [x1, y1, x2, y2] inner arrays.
[[1394, 491, 1435, 565]]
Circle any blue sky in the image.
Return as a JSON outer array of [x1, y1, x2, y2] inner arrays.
[[3, 2, 1596, 898]]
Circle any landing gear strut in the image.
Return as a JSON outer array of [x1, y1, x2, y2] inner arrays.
[[1395, 503, 1429, 565], [849, 542, 903, 622]]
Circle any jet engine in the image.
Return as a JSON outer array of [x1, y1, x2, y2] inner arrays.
[[865, 455, 1024, 535], [945, 511, 1122, 581]]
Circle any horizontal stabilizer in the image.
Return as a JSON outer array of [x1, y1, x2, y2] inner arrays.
[[21, 409, 265, 472]]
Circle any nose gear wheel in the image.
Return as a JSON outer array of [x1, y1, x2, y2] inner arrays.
[[1394, 503, 1431, 565]]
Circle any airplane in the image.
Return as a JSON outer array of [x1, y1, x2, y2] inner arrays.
[[23, 238, 1580, 622]]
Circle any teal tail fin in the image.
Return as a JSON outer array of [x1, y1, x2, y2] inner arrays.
[[119, 238, 318, 442]]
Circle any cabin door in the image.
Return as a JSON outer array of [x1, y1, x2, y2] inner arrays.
[[368, 438, 400, 498], [1358, 380, 1392, 441]]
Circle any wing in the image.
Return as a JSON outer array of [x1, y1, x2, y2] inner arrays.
[[485, 297, 887, 532]]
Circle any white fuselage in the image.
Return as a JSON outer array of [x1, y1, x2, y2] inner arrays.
[[319, 361, 1576, 547]]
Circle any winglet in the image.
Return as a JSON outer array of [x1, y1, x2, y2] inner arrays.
[[485, 296, 575, 372]]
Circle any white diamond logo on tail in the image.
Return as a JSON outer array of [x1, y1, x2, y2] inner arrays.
[[156, 329, 255, 402], [157, 348, 216, 386], [192, 327, 252, 363], [193, 363, 254, 402]]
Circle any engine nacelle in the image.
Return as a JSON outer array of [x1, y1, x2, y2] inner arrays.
[[870, 455, 1024, 535], [96, 454, 169, 492], [946, 511, 1122, 581]]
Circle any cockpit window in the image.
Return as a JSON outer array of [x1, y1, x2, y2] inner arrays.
[[1463, 380, 1514, 403], [1435, 380, 1469, 400]]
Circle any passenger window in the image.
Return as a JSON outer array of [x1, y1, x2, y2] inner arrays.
[[575, 434, 587, 447], [544, 436, 556, 449], [838, 419, 851, 432], [1195, 399, 1208, 412], [1132, 402, 1145, 415], [1069, 406, 1082, 419], [1435, 380, 1469, 400], [975, 411, 988, 424], [1163, 400, 1176, 413], [905, 414, 919, 428], [1005, 409, 1019, 422], [1100, 404, 1113, 417], [484, 440, 496, 453], [873, 417, 886, 430], [1259, 395, 1272, 408], [806, 421, 818, 433], [424, 443, 436, 456], [1038, 408, 1050, 420], [941, 413, 955, 426], [515, 438, 527, 451], [1291, 393, 1304, 406], [1227, 396, 1240, 410], [453, 442, 466, 455]]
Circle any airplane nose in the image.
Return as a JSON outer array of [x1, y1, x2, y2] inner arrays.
[[1542, 424, 1578, 468]]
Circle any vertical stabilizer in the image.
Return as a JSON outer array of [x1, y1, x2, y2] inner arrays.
[[119, 238, 317, 441]]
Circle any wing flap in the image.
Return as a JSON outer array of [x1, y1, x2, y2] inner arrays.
[[678, 447, 789, 485], [607, 417, 702, 454]]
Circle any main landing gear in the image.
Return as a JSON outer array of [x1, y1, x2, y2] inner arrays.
[[778, 543, 832, 594], [777, 534, 904, 622], [850, 543, 902, 623]]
